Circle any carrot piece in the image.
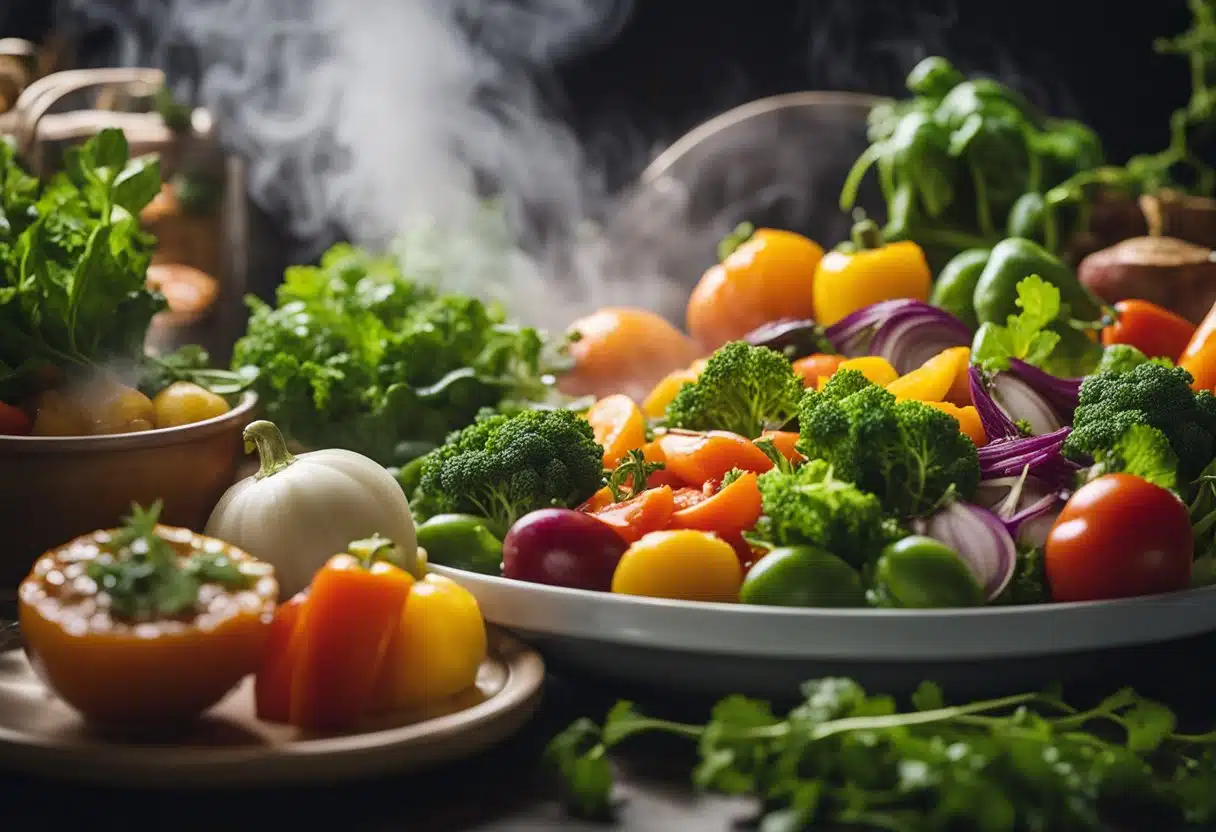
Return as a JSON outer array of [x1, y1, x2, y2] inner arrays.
[[925, 400, 988, 447], [590, 485, 676, 543], [657, 430, 774, 485], [289, 554, 414, 732], [585, 394, 647, 468], [669, 472, 763, 536], [254, 592, 308, 724]]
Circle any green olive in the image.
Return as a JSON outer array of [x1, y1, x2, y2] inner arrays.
[[870, 536, 984, 609], [739, 546, 866, 608], [415, 514, 504, 575]]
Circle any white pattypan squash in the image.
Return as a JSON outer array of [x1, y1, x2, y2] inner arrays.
[[205, 420, 417, 597]]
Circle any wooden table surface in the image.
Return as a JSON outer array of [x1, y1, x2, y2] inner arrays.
[[2, 621, 1216, 832]]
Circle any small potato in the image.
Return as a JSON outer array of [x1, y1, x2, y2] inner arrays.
[[31, 390, 89, 437], [85, 383, 156, 435], [153, 381, 230, 428]]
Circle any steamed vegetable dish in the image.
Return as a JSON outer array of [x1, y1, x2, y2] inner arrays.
[[0, 129, 248, 437]]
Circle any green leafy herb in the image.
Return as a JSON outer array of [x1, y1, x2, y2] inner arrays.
[[605, 449, 665, 502], [971, 275, 1062, 372], [549, 677, 1216, 829], [139, 345, 255, 397], [86, 501, 252, 621], [753, 436, 796, 474]]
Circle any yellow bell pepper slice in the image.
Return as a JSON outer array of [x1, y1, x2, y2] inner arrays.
[[833, 356, 899, 388], [886, 349, 962, 402]]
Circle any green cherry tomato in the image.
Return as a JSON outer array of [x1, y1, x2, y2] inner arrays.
[[739, 546, 866, 608], [416, 514, 504, 575], [871, 536, 984, 609]]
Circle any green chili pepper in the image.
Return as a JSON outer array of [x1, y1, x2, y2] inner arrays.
[[971, 237, 1103, 326], [739, 546, 866, 608], [868, 536, 984, 609], [930, 248, 990, 331], [395, 455, 427, 497], [1006, 192, 1049, 243], [905, 56, 964, 99], [415, 514, 504, 574]]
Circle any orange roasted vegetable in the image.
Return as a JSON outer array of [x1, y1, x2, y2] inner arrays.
[[254, 591, 308, 724], [562, 307, 699, 401], [940, 346, 973, 407], [589, 485, 676, 544], [758, 430, 805, 464], [812, 216, 932, 326], [1179, 300, 1216, 392], [687, 224, 824, 351], [585, 394, 647, 468], [669, 472, 763, 537], [925, 401, 988, 447], [657, 429, 775, 484], [792, 353, 846, 388], [18, 502, 278, 726]]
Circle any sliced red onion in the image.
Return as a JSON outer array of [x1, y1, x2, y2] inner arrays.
[[978, 427, 1081, 490], [1007, 358, 1082, 420], [969, 365, 1019, 441], [991, 374, 1064, 435], [912, 500, 1017, 601], [825, 300, 971, 373], [1004, 492, 1063, 548], [974, 473, 1057, 513]]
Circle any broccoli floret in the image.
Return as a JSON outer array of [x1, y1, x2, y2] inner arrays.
[[1063, 362, 1216, 481], [412, 408, 604, 531], [1089, 424, 1180, 490], [664, 341, 803, 437], [795, 370, 981, 517], [1095, 344, 1149, 375], [754, 460, 901, 567]]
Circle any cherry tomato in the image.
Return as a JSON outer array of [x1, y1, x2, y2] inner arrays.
[[1045, 474, 1192, 602], [611, 530, 742, 603], [1102, 300, 1196, 362], [561, 308, 699, 402], [0, 401, 31, 435]]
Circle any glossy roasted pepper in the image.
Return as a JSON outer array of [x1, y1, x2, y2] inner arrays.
[[812, 217, 933, 326], [930, 248, 990, 332], [288, 538, 416, 732], [971, 237, 1103, 326]]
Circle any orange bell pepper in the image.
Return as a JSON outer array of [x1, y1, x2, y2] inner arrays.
[[585, 394, 647, 468], [669, 472, 762, 536], [254, 591, 308, 724], [590, 485, 675, 543], [792, 354, 846, 388], [925, 401, 988, 447], [1104, 300, 1197, 363], [940, 346, 972, 407], [289, 539, 415, 732], [759, 430, 805, 464], [1180, 300, 1216, 392], [657, 429, 774, 484]]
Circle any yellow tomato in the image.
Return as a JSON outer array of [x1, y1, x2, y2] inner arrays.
[[153, 381, 231, 428], [687, 226, 824, 352], [611, 530, 742, 603], [812, 220, 932, 327]]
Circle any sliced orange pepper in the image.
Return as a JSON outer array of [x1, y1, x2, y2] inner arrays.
[[669, 472, 762, 536], [657, 429, 775, 484], [590, 485, 676, 543], [254, 591, 308, 724], [940, 346, 972, 407], [792, 354, 846, 388], [886, 348, 961, 403], [289, 542, 415, 733], [925, 401, 988, 447], [642, 368, 697, 418], [671, 486, 710, 513], [585, 394, 647, 468], [836, 356, 899, 387], [758, 430, 805, 464], [1179, 301, 1216, 392]]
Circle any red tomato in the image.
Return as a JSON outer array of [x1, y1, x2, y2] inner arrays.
[[1045, 474, 1193, 602], [0, 401, 30, 435]]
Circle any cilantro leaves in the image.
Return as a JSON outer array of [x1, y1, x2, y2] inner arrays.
[[971, 275, 1063, 372]]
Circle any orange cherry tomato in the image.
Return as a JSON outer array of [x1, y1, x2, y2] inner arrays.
[[792, 354, 846, 388], [1102, 300, 1197, 363], [289, 551, 415, 732], [254, 592, 309, 724], [590, 485, 676, 544], [1045, 474, 1192, 603], [562, 308, 700, 401], [585, 394, 647, 468], [687, 226, 824, 352], [657, 430, 775, 484], [758, 430, 805, 464], [669, 472, 762, 537]]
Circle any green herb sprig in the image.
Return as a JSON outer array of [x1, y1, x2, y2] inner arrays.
[[604, 449, 665, 502], [548, 677, 1216, 830], [86, 501, 252, 621]]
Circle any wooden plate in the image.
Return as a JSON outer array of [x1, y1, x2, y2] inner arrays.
[[0, 625, 544, 788]]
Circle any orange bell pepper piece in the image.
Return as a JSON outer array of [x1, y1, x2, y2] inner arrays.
[[669, 472, 762, 536], [925, 401, 987, 447], [886, 348, 961, 403], [254, 591, 309, 724], [585, 394, 647, 468], [758, 430, 805, 464], [792, 354, 846, 388], [289, 539, 415, 733], [657, 429, 774, 484], [590, 485, 676, 543], [1177, 301, 1216, 391], [940, 346, 972, 407]]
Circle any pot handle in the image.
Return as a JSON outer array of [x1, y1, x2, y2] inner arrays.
[[13, 67, 166, 174]]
